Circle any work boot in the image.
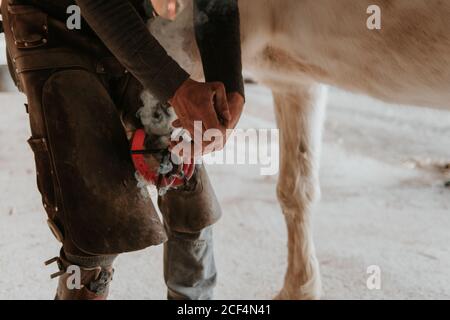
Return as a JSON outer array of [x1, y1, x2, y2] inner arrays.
[[46, 252, 114, 300]]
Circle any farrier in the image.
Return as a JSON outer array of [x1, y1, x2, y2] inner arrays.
[[0, 0, 244, 300]]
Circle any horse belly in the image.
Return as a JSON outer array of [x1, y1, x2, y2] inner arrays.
[[256, 0, 450, 109]]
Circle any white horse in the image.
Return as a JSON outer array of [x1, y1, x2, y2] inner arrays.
[[145, 0, 450, 299]]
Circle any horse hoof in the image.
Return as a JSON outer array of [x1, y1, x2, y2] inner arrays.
[[273, 287, 321, 300]]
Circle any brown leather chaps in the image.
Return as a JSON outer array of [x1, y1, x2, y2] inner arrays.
[[1, 0, 222, 256]]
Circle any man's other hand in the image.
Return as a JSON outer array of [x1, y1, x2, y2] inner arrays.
[[169, 79, 245, 160], [170, 79, 231, 136]]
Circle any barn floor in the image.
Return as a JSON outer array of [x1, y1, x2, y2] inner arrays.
[[0, 83, 449, 300]]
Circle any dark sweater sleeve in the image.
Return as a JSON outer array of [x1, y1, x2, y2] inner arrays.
[[194, 0, 245, 98], [75, 0, 189, 102]]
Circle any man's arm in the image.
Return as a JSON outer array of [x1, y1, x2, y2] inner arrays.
[[194, 0, 245, 99], [75, 0, 236, 158], [75, 0, 189, 102]]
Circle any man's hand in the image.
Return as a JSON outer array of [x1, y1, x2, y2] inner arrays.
[[169, 79, 231, 135], [169, 79, 244, 161]]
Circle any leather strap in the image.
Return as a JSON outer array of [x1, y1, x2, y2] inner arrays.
[[14, 49, 95, 73], [14, 49, 127, 76]]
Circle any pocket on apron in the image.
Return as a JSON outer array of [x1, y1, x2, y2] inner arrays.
[[8, 4, 48, 49]]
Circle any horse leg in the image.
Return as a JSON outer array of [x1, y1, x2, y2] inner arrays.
[[272, 83, 327, 300]]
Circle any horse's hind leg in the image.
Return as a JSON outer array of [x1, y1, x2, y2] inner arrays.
[[272, 83, 327, 300]]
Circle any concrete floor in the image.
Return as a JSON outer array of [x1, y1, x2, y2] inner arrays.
[[0, 81, 449, 300]]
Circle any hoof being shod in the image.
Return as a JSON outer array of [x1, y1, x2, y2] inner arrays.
[[274, 285, 322, 301], [131, 91, 195, 196]]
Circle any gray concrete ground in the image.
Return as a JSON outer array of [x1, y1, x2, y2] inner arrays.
[[0, 78, 449, 299]]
